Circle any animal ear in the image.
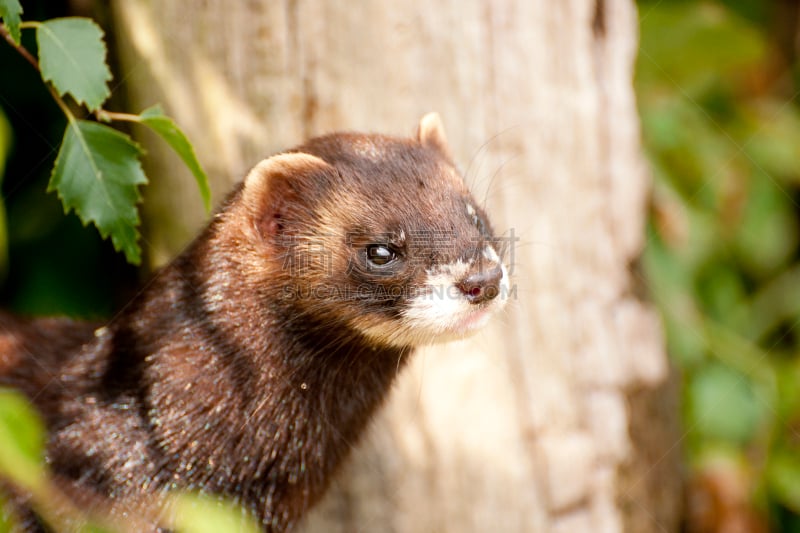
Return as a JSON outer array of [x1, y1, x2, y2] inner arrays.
[[241, 152, 334, 239], [416, 112, 453, 161]]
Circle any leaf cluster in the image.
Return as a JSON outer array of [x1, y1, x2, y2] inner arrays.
[[0, 0, 209, 265]]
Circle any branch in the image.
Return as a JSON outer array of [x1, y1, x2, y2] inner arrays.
[[1, 23, 155, 127], [0, 24, 38, 70], [0, 22, 75, 119], [95, 109, 142, 123]]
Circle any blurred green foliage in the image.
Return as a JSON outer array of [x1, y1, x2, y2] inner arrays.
[[638, 0, 800, 528]]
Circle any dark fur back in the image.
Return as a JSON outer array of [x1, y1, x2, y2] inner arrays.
[[0, 312, 98, 402]]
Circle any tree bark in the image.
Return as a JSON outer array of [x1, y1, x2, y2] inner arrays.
[[109, 1, 682, 531]]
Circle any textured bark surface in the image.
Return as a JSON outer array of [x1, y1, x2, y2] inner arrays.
[[109, 1, 681, 531]]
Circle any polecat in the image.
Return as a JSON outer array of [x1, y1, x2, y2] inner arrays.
[[0, 114, 509, 532]]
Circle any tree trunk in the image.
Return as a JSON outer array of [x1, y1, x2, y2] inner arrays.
[[108, 1, 682, 530]]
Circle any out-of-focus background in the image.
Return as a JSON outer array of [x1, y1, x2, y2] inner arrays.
[[3, 0, 800, 530], [638, 0, 800, 530]]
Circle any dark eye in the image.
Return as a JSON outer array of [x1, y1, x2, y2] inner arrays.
[[366, 244, 396, 266]]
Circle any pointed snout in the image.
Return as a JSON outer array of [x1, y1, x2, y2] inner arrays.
[[457, 264, 503, 304]]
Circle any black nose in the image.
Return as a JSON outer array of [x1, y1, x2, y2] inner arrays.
[[457, 265, 503, 304]]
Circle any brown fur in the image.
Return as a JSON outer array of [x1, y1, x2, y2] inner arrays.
[[0, 117, 503, 531]]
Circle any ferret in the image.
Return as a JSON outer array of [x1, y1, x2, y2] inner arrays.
[[0, 114, 509, 532]]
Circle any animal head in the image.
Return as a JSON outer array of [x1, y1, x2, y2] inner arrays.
[[235, 114, 509, 347]]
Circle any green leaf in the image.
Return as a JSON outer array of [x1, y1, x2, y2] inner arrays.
[[742, 104, 800, 181], [36, 17, 111, 112], [0, 494, 14, 531], [734, 175, 798, 277], [139, 105, 211, 212], [49, 119, 147, 265], [0, 0, 22, 45], [637, 3, 766, 95], [687, 364, 763, 445], [168, 493, 260, 533], [0, 388, 46, 492], [767, 448, 800, 514]]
